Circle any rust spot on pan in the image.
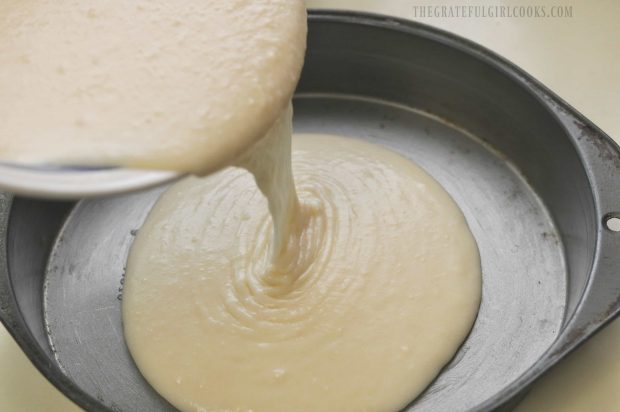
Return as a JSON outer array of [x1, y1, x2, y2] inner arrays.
[[574, 120, 620, 170]]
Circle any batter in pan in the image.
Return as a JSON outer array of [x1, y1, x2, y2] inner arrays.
[[123, 108, 482, 412]]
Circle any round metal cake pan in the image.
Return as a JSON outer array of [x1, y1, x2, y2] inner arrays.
[[0, 10, 619, 412]]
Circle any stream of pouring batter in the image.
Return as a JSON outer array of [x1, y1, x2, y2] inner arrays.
[[237, 104, 301, 275]]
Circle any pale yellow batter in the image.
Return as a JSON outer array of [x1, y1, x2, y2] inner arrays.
[[123, 132, 482, 412], [0, 0, 306, 175]]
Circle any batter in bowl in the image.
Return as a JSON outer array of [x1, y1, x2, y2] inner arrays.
[[0, 0, 306, 175]]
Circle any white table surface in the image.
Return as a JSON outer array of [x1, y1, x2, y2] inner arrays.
[[1, 0, 619, 410]]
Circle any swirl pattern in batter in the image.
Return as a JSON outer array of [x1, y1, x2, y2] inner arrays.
[[123, 126, 482, 412]]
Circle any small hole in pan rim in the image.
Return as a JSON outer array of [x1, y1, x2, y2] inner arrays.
[[604, 214, 620, 232]]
